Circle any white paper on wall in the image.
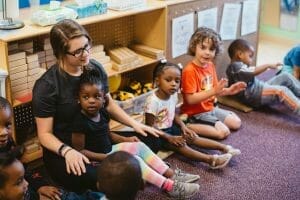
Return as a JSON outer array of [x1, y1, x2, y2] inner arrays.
[[220, 3, 241, 40], [241, 0, 259, 36], [197, 7, 218, 31], [172, 13, 194, 58]]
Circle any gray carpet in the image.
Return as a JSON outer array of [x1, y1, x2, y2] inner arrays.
[[32, 70, 299, 199], [137, 67, 300, 200], [136, 106, 300, 200]]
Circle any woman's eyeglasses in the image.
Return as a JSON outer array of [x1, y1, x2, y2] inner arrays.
[[66, 44, 92, 58]]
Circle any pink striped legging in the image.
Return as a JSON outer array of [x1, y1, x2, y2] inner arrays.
[[110, 142, 170, 188]]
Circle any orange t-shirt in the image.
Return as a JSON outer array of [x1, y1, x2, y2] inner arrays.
[[181, 61, 218, 116]]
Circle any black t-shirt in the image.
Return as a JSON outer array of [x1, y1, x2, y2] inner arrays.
[[32, 59, 109, 152], [226, 61, 264, 107], [226, 61, 255, 86], [72, 108, 112, 155]]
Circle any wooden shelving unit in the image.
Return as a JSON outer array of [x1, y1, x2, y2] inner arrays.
[[20, 114, 143, 163], [0, 0, 170, 163], [0, 0, 260, 163], [107, 54, 157, 77], [21, 148, 43, 163]]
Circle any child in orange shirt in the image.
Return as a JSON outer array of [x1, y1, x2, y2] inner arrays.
[[181, 27, 246, 138]]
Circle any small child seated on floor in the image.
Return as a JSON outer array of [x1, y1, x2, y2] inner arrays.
[[97, 151, 143, 200], [180, 27, 246, 139], [0, 148, 29, 200], [71, 66, 200, 199], [0, 147, 104, 200], [0, 97, 63, 200], [0, 96, 103, 200], [144, 60, 241, 169], [0, 97, 17, 153], [226, 39, 300, 116], [281, 44, 300, 80]]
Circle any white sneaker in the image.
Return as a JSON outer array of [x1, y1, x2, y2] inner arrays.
[[166, 180, 199, 199], [172, 168, 200, 183], [209, 153, 232, 169], [226, 145, 241, 156]]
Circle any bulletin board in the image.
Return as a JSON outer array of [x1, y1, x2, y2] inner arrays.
[[165, 0, 261, 79]]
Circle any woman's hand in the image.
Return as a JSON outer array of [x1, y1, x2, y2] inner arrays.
[[38, 186, 62, 200], [132, 122, 164, 138], [63, 148, 90, 176]]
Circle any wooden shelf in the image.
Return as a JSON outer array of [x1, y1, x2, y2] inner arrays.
[[0, 1, 162, 42], [0, 0, 260, 163], [13, 93, 32, 107], [18, 114, 142, 163], [21, 148, 43, 163], [110, 114, 143, 130], [11, 54, 157, 107], [13, 100, 25, 107], [106, 54, 158, 77], [0, 0, 197, 42]]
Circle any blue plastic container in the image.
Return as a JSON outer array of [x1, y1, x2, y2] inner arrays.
[[66, 1, 107, 19], [19, 0, 63, 8]]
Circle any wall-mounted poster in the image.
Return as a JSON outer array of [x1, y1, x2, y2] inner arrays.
[[172, 13, 194, 58], [220, 3, 241, 40], [197, 7, 218, 31], [241, 0, 259, 36], [280, 0, 299, 31]]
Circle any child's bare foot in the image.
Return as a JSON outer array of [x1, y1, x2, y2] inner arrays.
[[209, 153, 232, 169], [225, 145, 241, 156]]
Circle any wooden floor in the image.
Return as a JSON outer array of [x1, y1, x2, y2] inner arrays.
[[256, 37, 297, 66]]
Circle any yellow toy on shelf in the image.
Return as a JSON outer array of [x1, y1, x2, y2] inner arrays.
[[112, 90, 135, 101], [129, 80, 142, 96], [142, 82, 153, 93]]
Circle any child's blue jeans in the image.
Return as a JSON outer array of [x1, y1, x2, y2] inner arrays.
[[261, 72, 300, 114]]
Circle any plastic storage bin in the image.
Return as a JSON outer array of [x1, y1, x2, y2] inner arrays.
[[31, 7, 77, 26], [106, 0, 146, 11], [66, 1, 107, 18], [115, 90, 153, 115]]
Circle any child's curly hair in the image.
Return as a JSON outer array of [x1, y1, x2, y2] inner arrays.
[[188, 27, 222, 57]]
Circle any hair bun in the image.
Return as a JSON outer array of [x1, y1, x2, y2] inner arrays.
[[160, 58, 167, 63], [177, 63, 183, 69]]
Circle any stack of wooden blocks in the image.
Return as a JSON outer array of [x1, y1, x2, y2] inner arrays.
[[24, 137, 41, 154], [90, 44, 112, 71], [8, 50, 28, 99], [109, 47, 143, 71], [26, 54, 46, 92], [8, 42, 46, 101], [43, 38, 57, 69], [131, 44, 164, 60]]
